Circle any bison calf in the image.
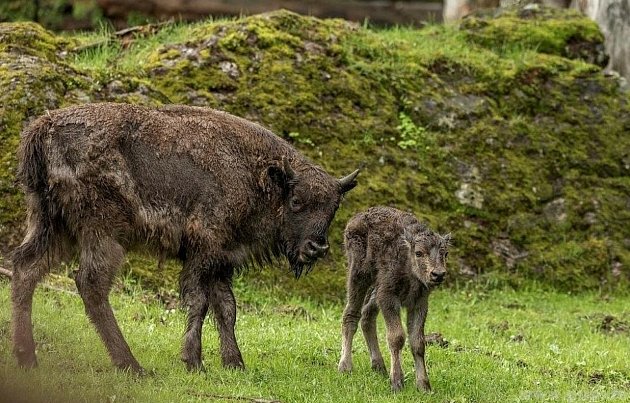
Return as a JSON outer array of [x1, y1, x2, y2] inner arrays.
[[337, 206, 450, 392], [11, 102, 359, 373]]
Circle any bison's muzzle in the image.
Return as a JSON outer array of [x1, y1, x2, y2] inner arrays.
[[299, 239, 330, 263]]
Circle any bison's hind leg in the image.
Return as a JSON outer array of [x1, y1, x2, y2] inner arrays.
[[11, 205, 70, 368], [12, 254, 52, 369], [75, 234, 142, 373]]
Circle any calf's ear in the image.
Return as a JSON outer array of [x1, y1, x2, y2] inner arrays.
[[402, 227, 415, 249], [338, 169, 360, 193]]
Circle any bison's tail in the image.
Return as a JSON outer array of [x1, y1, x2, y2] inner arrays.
[[12, 115, 64, 272]]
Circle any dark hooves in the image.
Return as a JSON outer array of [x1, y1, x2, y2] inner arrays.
[[15, 350, 38, 370], [185, 362, 207, 373], [222, 357, 245, 371], [391, 379, 404, 392]]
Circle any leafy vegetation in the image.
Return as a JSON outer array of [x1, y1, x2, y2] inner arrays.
[[0, 276, 628, 402]]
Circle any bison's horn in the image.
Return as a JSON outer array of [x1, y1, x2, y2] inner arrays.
[[339, 169, 360, 193]]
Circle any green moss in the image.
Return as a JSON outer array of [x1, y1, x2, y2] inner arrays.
[[460, 6, 606, 65], [0, 22, 91, 248], [0, 8, 628, 299]]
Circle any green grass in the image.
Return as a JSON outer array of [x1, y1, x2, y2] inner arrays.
[[70, 20, 201, 74], [1, 275, 628, 402]]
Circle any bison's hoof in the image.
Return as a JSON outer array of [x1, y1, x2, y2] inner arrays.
[[223, 360, 245, 371], [222, 354, 245, 370], [337, 359, 352, 373], [391, 378, 404, 392], [184, 360, 206, 373], [116, 361, 145, 376]]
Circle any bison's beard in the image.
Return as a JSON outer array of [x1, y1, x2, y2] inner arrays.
[[284, 243, 314, 279]]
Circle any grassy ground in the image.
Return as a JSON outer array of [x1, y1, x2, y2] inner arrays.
[[0, 274, 628, 402]]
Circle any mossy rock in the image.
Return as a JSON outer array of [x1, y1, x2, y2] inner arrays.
[[460, 5, 608, 67], [0, 8, 628, 300]]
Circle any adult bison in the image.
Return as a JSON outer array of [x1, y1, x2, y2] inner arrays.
[[11, 103, 359, 373]]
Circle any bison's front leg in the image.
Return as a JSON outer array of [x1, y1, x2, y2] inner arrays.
[[407, 292, 431, 391], [180, 261, 211, 371], [209, 269, 244, 370]]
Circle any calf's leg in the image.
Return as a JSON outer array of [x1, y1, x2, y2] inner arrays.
[[361, 289, 385, 373], [407, 292, 431, 391], [378, 293, 405, 392], [338, 253, 371, 372]]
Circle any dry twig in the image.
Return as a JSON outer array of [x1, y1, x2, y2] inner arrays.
[[187, 391, 281, 403]]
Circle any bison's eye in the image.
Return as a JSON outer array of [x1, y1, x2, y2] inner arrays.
[[290, 196, 303, 211], [444, 251, 449, 259], [415, 251, 422, 258]]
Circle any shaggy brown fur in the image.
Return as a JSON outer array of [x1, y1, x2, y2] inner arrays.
[[337, 206, 450, 392], [11, 102, 359, 373]]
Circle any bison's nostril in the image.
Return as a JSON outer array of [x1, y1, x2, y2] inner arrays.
[[431, 272, 445, 281], [306, 240, 329, 257]]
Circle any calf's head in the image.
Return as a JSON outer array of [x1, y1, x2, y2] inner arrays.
[[403, 227, 451, 288], [267, 158, 359, 277]]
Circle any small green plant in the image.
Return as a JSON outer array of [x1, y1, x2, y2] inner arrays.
[[288, 131, 315, 147], [396, 111, 427, 150]]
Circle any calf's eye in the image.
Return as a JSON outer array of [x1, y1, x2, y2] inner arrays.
[[415, 251, 422, 257]]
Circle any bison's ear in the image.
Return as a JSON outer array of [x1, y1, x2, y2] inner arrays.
[[402, 227, 415, 249], [339, 169, 360, 194], [266, 157, 296, 194]]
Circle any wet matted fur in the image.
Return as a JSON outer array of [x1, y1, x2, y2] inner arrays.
[[337, 206, 450, 392], [11, 102, 359, 373]]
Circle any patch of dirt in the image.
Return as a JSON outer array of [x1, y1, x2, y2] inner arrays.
[[425, 332, 449, 348], [598, 315, 629, 335], [273, 305, 316, 321], [581, 313, 629, 335], [516, 359, 528, 368], [504, 301, 526, 309], [488, 320, 510, 334]]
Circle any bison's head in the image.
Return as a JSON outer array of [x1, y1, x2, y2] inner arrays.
[[267, 158, 359, 278], [403, 227, 451, 288]]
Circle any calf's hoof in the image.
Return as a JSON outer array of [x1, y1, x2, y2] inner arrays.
[[15, 350, 38, 370], [390, 377, 404, 392], [417, 379, 432, 392], [17, 355, 38, 370], [337, 359, 352, 373], [371, 359, 386, 375]]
